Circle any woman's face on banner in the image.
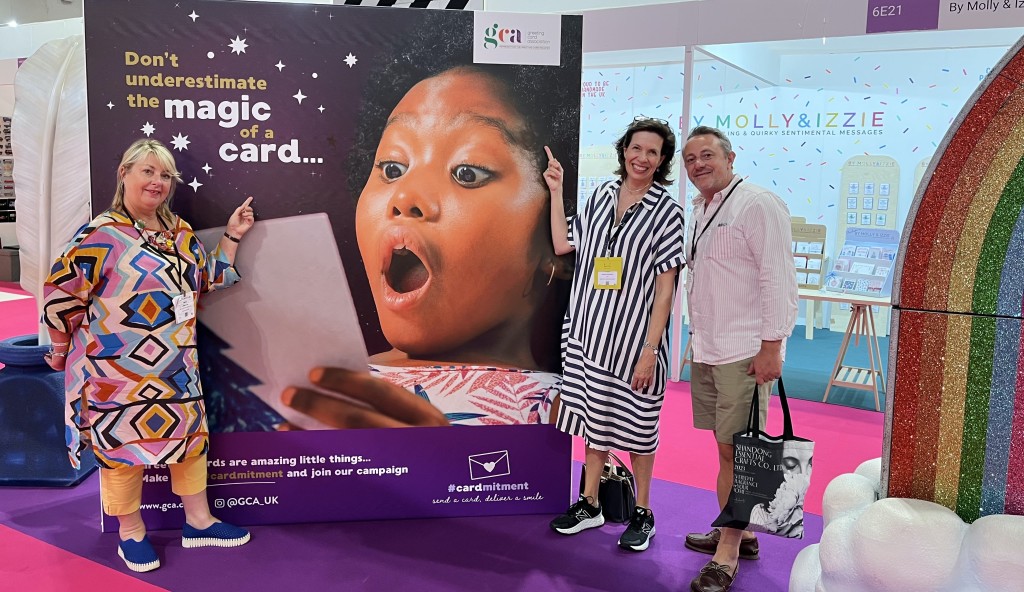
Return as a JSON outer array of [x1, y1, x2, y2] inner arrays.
[[356, 69, 548, 359]]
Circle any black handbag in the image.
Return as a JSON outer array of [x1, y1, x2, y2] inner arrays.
[[578, 452, 637, 523]]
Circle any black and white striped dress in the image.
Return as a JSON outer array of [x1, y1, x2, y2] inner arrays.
[[556, 180, 685, 454]]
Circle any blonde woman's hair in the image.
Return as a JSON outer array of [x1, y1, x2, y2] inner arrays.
[[111, 139, 181, 224]]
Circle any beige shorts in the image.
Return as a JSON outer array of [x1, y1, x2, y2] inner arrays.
[[690, 357, 772, 444]]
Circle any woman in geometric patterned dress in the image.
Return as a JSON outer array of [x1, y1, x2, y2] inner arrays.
[[41, 139, 255, 572]]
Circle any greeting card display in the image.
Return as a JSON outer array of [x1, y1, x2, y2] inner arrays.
[[824, 228, 899, 297], [791, 222, 826, 290]]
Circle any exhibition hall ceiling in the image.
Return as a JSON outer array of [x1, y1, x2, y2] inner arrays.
[[4, 0, 1023, 78], [585, 26, 1024, 93], [586, 26, 1024, 65]]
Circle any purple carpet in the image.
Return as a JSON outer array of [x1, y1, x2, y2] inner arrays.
[[0, 464, 819, 591]]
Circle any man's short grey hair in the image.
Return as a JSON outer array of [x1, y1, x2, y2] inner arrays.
[[687, 126, 733, 154]]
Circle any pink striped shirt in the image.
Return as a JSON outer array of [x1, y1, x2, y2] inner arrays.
[[685, 175, 798, 365]]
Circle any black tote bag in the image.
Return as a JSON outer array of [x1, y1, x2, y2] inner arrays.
[[712, 377, 814, 538]]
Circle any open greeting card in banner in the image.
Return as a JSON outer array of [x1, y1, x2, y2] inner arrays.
[[197, 213, 367, 430]]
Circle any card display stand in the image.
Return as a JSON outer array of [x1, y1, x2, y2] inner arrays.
[[824, 228, 899, 298], [792, 222, 826, 289]]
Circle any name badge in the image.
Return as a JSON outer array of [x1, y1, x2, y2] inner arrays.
[[593, 257, 623, 290], [173, 291, 196, 324], [684, 267, 694, 294]]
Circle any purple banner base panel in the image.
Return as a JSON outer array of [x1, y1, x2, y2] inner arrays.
[[101, 425, 573, 532]]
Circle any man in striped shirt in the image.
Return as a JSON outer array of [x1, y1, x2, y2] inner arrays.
[[681, 126, 798, 592]]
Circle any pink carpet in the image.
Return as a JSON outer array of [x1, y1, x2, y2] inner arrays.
[[0, 296, 37, 339], [0, 283, 40, 371], [1, 525, 168, 592]]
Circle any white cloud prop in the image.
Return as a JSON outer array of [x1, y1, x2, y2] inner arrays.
[[791, 459, 1024, 592]]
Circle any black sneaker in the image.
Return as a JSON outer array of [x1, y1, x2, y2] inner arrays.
[[550, 495, 604, 535], [618, 506, 655, 551]]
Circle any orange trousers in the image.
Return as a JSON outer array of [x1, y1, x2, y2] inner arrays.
[[99, 454, 207, 516]]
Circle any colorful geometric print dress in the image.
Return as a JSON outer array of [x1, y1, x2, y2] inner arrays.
[[42, 210, 239, 470]]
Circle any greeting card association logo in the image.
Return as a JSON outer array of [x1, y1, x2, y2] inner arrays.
[[483, 23, 522, 49]]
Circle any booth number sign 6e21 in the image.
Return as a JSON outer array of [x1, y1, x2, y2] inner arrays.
[[873, 4, 902, 17]]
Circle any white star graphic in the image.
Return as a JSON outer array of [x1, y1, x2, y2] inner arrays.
[[202, 163, 212, 175], [170, 133, 191, 152], [343, 53, 358, 68], [293, 90, 307, 104], [318, 105, 325, 114], [229, 36, 248, 55], [140, 122, 155, 136], [275, 61, 285, 72], [106, 102, 114, 109], [188, 178, 203, 192], [188, 11, 199, 22]]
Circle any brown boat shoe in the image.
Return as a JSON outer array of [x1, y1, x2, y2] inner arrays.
[[690, 560, 738, 592], [683, 528, 759, 560]]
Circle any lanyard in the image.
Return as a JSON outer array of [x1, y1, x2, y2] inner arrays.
[[121, 209, 188, 293], [605, 184, 647, 254], [689, 178, 742, 263]]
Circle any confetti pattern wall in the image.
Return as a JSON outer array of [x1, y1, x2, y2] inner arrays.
[[578, 64, 683, 208], [691, 47, 1010, 259], [579, 47, 1014, 261], [884, 36, 1024, 523]]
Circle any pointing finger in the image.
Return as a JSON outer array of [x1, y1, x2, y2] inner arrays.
[[240, 196, 254, 209]]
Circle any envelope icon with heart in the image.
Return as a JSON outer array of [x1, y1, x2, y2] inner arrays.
[[468, 450, 510, 480]]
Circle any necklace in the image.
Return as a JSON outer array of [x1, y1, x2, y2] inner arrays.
[[623, 180, 651, 195], [142, 228, 176, 252], [127, 209, 160, 231]]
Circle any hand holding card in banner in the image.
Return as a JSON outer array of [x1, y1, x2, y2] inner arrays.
[[282, 367, 449, 430], [713, 378, 814, 538]]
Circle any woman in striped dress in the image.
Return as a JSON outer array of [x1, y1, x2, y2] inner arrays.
[[544, 117, 685, 552]]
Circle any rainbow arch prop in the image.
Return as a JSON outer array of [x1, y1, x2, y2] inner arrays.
[[883, 36, 1024, 523]]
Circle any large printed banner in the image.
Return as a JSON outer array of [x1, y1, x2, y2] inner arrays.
[[84, 0, 582, 529]]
